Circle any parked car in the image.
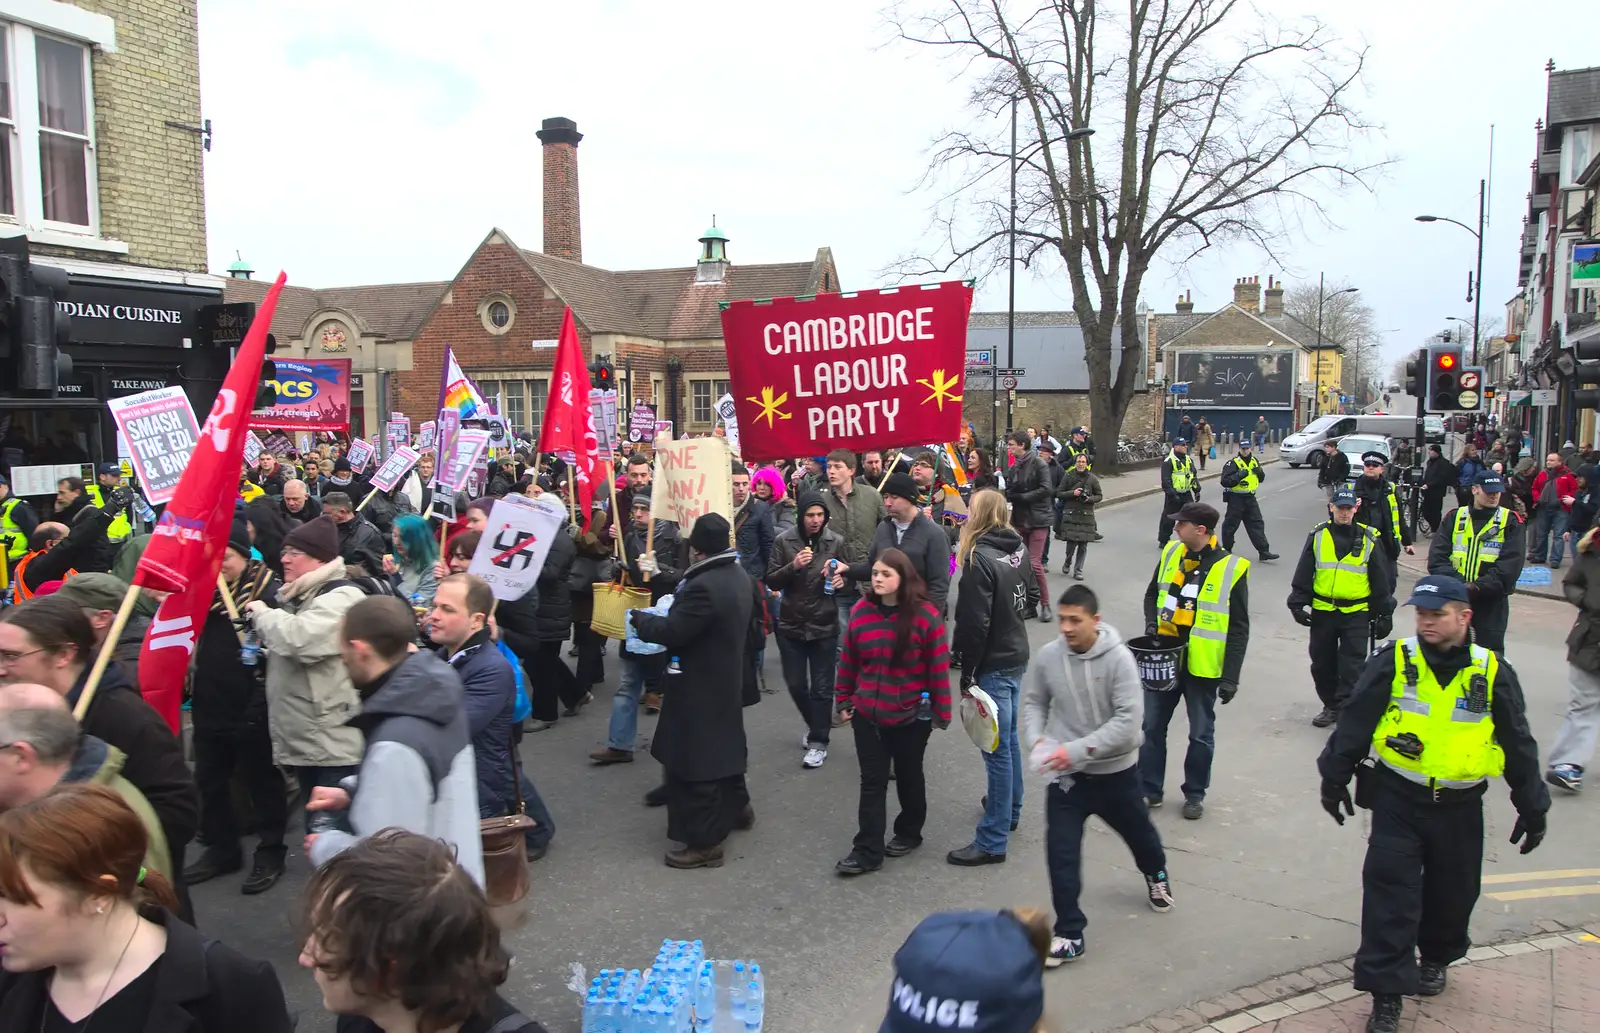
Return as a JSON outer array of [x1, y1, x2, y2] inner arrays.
[[1281, 415, 1423, 467], [1335, 433, 1393, 487]]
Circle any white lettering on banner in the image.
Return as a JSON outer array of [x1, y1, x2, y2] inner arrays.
[[761, 307, 937, 356], [791, 355, 909, 398], [805, 398, 901, 438], [147, 613, 196, 654]]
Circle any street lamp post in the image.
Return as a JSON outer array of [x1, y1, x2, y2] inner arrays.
[[1314, 273, 1360, 416], [1415, 178, 1486, 367]]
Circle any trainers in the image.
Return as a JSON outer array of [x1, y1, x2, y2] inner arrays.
[[1418, 960, 1447, 996], [1181, 798, 1204, 820], [1145, 870, 1175, 913], [562, 691, 594, 717], [1312, 706, 1338, 728], [1045, 937, 1085, 968], [1144, 795, 1162, 809], [803, 747, 828, 770], [1365, 992, 1403, 1033], [1547, 765, 1583, 793]]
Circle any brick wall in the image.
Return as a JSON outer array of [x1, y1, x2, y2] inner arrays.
[[68, 0, 207, 271]]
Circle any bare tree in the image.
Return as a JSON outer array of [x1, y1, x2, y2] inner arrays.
[[1282, 278, 1381, 406], [888, 0, 1385, 467]]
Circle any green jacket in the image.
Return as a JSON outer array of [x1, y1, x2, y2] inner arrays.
[[64, 736, 172, 881]]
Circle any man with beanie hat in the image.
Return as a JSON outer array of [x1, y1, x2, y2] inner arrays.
[[1005, 431, 1055, 621], [184, 518, 288, 894], [631, 512, 756, 868], [848, 471, 951, 613], [245, 513, 367, 831]]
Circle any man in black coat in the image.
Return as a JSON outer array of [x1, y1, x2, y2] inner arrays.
[[1317, 439, 1352, 499], [731, 464, 775, 581], [848, 473, 951, 614], [631, 513, 754, 870], [324, 491, 388, 578], [1005, 431, 1055, 620], [1420, 444, 1456, 534]]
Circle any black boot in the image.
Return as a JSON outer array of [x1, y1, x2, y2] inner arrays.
[[1418, 960, 1448, 996], [182, 850, 242, 886], [240, 855, 286, 896], [1365, 993, 1403, 1033]]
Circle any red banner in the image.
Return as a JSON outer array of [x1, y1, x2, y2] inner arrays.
[[536, 308, 599, 525], [719, 282, 973, 461], [136, 273, 286, 731], [249, 357, 352, 431]]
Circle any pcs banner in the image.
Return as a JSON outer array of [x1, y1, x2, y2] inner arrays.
[[250, 358, 353, 430]]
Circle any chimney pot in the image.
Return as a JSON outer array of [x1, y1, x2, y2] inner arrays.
[[1233, 275, 1262, 313], [537, 116, 583, 262]]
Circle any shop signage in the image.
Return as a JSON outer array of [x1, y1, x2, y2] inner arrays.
[[55, 279, 219, 347], [199, 302, 255, 348]]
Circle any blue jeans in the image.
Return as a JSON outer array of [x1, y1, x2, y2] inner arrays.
[[975, 667, 1026, 854], [606, 653, 663, 752], [835, 592, 858, 662], [1138, 679, 1217, 802]]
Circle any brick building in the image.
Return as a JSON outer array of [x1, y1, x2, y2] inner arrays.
[[0, 0, 233, 471], [230, 117, 839, 443]]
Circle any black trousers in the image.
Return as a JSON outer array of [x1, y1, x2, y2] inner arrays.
[[777, 633, 837, 747], [1421, 487, 1447, 533], [531, 639, 584, 721], [1471, 597, 1508, 654], [193, 724, 288, 864], [1157, 503, 1180, 546], [852, 718, 932, 864], [1045, 769, 1167, 939], [1308, 610, 1371, 709], [1354, 781, 1484, 996], [1221, 493, 1270, 554], [664, 771, 749, 849], [573, 623, 607, 689]]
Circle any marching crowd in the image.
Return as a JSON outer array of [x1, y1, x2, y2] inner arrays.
[[0, 412, 1594, 1033]]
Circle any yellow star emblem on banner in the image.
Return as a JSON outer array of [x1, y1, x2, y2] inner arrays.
[[916, 369, 963, 411], [746, 385, 793, 428]]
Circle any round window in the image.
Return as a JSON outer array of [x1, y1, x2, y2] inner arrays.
[[488, 301, 511, 328]]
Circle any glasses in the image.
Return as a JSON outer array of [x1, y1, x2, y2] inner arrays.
[[0, 648, 45, 666]]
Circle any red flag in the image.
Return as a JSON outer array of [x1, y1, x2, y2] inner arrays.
[[135, 273, 287, 731], [536, 307, 599, 525]]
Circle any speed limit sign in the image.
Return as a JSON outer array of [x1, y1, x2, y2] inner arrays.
[[1002, 375, 1019, 391]]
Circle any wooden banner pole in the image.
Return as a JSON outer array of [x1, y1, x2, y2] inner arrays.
[[356, 487, 380, 512], [72, 583, 142, 722], [216, 573, 245, 645]]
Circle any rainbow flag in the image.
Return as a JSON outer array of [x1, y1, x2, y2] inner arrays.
[[439, 346, 485, 420]]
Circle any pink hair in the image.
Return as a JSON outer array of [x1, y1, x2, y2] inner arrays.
[[751, 466, 787, 501]]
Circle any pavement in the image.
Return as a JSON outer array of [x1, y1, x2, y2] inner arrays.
[[190, 452, 1597, 1033]]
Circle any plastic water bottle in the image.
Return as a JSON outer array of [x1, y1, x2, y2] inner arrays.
[[822, 557, 836, 595], [583, 989, 600, 1033], [746, 981, 764, 1029], [917, 691, 932, 721], [668, 655, 682, 676], [239, 627, 261, 666]]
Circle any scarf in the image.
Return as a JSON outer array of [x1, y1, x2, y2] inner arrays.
[[214, 559, 272, 616]]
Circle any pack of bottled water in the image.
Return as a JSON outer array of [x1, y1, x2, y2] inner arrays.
[[581, 940, 764, 1033], [623, 595, 674, 656]]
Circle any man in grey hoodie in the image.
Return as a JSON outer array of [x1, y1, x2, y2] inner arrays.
[[307, 595, 485, 887], [1022, 584, 1173, 967]]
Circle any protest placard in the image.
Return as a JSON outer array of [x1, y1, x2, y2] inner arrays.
[[651, 436, 733, 534], [715, 392, 741, 457], [467, 494, 566, 601], [417, 421, 437, 450], [718, 280, 973, 460], [345, 437, 375, 473], [105, 386, 202, 505], [627, 402, 656, 443], [369, 445, 420, 492], [591, 389, 619, 458], [440, 428, 491, 492], [242, 432, 262, 467]]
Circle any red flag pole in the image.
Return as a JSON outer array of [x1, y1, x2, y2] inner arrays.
[[71, 582, 142, 722]]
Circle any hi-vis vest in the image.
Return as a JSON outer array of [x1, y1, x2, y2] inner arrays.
[[1356, 479, 1403, 548], [1225, 455, 1262, 494], [1449, 505, 1509, 582], [1374, 637, 1503, 789], [11, 546, 74, 600], [1311, 522, 1379, 613], [1155, 542, 1250, 678], [0, 498, 26, 560], [1065, 442, 1093, 470], [84, 483, 131, 542], [1167, 454, 1195, 493]]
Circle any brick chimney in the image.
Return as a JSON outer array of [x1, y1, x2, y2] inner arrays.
[[537, 116, 583, 262], [1262, 275, 1284, 318], [1233, 276, 1261, 313], [1175, 290, 1194, 315]]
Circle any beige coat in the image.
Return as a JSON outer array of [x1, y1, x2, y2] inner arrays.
[[253, 557, 366, 767], [1193, 422, 1215, 449]]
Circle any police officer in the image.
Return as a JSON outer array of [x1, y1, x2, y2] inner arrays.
[[1063, 427, 1094, 471], [1156, 437, 1200, 547], [1352, 451, 1411, 593], [1140, 501, 1250, 819], [84, 462, 134, 545], [1219, 439, 1277, 560], [1317, 574, 1548, 1033], [1288, 487, 1394, 728], [0, 474, 39, 582], [1427, 469, 1523, 654]]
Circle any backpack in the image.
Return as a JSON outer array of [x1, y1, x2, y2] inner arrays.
[[313, 576, 398, 601], [496, 638, 533, 723]]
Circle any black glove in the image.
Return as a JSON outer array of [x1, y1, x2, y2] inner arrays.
[[1291, 607, 1313, 627], [1320, 781, 1354, 825], [1217, 680, 1238, 704], [1371, 614, 1393, 640], [106, 487, 133, 515], [1510, 811, 1547, 855]]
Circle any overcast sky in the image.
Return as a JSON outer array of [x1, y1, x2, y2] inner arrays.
[[199, 0, 1582, 376]]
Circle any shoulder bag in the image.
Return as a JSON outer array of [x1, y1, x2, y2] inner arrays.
[[479, 730, 538, 906]]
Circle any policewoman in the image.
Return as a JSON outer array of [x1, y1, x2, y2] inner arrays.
[[1156, 437, 1200, 547], [1140, 501, 1250, 820], [1317, 574, 1549, 1033], [1426, 469, 1524, 653], [1218, 438, 1277, 560], [1352, 450, 1411, 593], [1287, 486, 1394, 728]]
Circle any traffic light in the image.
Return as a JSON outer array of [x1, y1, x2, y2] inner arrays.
[[1425, 343, 1466, 410], [17, 264, 73, 392], [589, 354, 615, 391], [1405, 348, 1427, 399], [1573, 336, 1600, 410], [254, 333, 278, 410]]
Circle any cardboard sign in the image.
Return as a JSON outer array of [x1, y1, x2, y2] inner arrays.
[[369, 445, 420, 492], [591, 389, 620, 458], [656, 420, 674, 441], [718, 281, 974, 460], [417, 421, 437, 450], [628, 402, 657, 444], [440, 428, 491, 493], [466, 463, 485, 499], [715, 392, 741, 457], [385, 419, 409, 455], [467, 494, 566, 600], [251, 358, 353, 431], [242, 432, 263, 467], [651, 436, 733, 533], [437, 410, 461, 459], [345, 437, 375, 473], [105, 386, 202, 505]]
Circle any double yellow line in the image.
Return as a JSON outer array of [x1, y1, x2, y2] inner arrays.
[[1483, 869, 1600, 902]]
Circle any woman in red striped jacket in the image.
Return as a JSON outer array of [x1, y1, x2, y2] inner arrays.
[[834, 548, 952, 876]]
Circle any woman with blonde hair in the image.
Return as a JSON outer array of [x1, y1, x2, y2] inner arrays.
[[950, 488, 1037, 866]]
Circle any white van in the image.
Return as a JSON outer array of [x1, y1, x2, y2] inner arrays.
[[1281, 414, 1444, 468]]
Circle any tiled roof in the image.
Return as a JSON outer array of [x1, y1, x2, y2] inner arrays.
[[520, 249, 829, 339], [223, 277, 448, 342], [968, 310, 1080, 329], [1549, 66, 1600, 130], [1152, 312, 1207, 341]]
